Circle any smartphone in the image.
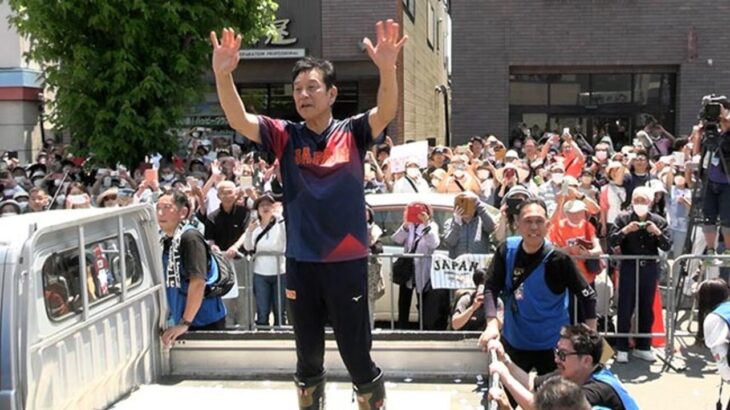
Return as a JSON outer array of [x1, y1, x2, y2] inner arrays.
[[144, 168, 158, 185], [239, 175, 253, 187], [562, 127, 570, 136], [561, 180, 569, 196], [455, 195, 477, 217], [406, 203, 427, 224]]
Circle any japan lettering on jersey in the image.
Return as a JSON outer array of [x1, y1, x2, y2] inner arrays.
[[258, 111, 380, 263]]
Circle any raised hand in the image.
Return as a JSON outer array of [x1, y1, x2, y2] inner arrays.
[[210, 28, 242, 76], [362, 20, 408, 71]]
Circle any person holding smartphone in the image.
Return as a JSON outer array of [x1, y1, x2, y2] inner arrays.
[[391, 202, 442, 330]]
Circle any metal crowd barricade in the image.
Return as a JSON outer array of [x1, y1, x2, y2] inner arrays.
[[229, 251, 290, 331], [219, 248, 721, 372]]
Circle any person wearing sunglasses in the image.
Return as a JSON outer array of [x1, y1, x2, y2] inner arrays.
[[488, 325, 639, 410]]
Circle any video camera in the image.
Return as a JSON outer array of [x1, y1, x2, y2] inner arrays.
[[699, 94, 730, 150]]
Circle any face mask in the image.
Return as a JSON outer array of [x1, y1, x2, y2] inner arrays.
[[454, 170, 465, 179], [162, 173, 174, 182], [14, 176, 26, 184], [246, 198, 255, 209], [54, 179, 62, 187], [513, 141, 523, 149], [406, 168, 421, 179], [18, 202, 28, 212], [633, 204, 649, 217], [477, 170, 490, 181], [33, 179, 44, 187], [103, 176, 112, 187], [551, 173, 564, 185], [596, 151, 608, 161], [56, 194, 66, 206]]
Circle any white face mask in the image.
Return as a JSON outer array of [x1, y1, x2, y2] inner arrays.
[[551, 173, 564, 185], [406, 168, 421, 179], [633, 204, 649, 217], [596, 151, 608, 161], [14, 176, 26, 184], [162, 173, 174, 182], [454, 170, 465, 179], [103, 176, 112, 187], [477, 170, 490, 181]]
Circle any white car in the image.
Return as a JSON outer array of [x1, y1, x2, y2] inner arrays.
[[365, 192, 499, 327]]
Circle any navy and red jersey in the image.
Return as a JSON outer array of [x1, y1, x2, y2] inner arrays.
[[258, 111, 380, 263]]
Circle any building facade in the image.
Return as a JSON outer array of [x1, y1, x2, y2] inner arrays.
[[0, 2, 44, 163], [451, 1, 730, 147], [192, 0, 451, 145]]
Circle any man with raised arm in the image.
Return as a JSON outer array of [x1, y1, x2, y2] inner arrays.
[[210, 20, 406, 410]]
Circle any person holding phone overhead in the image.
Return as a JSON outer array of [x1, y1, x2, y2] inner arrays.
[[211, 19, 406, 409], [443, 191, 496, 258], [391, 201, 442, 330]]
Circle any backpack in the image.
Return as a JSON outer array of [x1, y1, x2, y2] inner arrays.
[[205, 246, 236, 298]]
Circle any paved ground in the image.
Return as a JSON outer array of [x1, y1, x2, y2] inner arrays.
[[112, 338, 721, 410]]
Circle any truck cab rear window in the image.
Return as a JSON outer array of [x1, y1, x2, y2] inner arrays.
[[42, 233, 143, 320]]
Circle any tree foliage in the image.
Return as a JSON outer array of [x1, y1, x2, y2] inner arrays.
[[6, 0, 277, 166]]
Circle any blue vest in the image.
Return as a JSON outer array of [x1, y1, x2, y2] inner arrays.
[[502, 237, 568, 350], [591, 368, 641, 410], [712, 301, 730, 327], [163, 225, 226, 327]]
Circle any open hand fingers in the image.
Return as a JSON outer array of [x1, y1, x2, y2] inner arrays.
[[386, 19, 397, 42], [210, 31, 220, 48], [375, 20, 386, 44]]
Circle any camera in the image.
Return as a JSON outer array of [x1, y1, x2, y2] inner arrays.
[[699, 94, 729, 150]]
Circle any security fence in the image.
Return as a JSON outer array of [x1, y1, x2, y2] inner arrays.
[[213, 249, 730, 369]]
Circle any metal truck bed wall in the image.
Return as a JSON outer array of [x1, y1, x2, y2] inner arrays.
[[0, 206, 165, 410]]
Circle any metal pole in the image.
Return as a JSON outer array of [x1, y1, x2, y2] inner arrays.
[[489, 349, 500, 410], [276, 254, 282, 328], [389, 255, 396, 330], [118, 216, 127, 302], [78, 226, 89, 321]]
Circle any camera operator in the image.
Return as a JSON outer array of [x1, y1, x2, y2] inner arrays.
[[690, 98, 730, 264]]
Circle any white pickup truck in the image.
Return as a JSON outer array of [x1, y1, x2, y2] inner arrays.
[[0, 205, 486, 410]]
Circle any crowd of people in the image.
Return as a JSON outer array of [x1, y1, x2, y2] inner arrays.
[[5, 46, 730, 408]]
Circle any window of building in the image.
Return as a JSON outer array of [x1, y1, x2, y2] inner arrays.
[[403, 0, 416, 21], [549, 74, 590, 106], [509, 75, 548, 105], [508, 70, 677, 147], [591, 74, 632, 105], [239, 82, 359, 122], [427, 3, 435, 49], [42, 233, 143, 321]]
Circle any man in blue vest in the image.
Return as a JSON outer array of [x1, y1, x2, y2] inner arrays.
[[489, 325, 640, 410], [478, 198, 597, 378]]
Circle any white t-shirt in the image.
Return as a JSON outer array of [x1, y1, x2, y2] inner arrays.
[[704, 313, 730, 381]]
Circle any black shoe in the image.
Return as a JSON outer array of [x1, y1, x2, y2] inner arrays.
[[295, 373, 326, 410], [353, 369, 386, 410]]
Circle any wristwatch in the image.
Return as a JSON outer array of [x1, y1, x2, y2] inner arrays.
[[180, 318, 193, 327]]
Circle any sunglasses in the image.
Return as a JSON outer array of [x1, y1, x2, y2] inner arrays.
[[554, 348, 582, 361]]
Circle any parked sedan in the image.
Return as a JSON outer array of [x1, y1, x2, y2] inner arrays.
[[365, 192, 499, 327]]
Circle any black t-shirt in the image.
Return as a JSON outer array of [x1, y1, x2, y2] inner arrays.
[[203, 204, 249, 250], [482, 240, 596, 319], [163, 229, 208, 281], [534, 369, 625, 410]]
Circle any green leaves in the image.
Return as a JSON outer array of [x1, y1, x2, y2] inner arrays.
[[5, 0, 277, 167]]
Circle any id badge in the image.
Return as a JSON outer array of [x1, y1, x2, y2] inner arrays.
[[712, 153, 720, 167], [514, 283, 525, 301]]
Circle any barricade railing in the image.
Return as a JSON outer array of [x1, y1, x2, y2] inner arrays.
[[205, 249, 729, 369]]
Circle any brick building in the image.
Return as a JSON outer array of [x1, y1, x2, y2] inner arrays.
[[194, 0, 451, 145], [451, 1, 730, 147]]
